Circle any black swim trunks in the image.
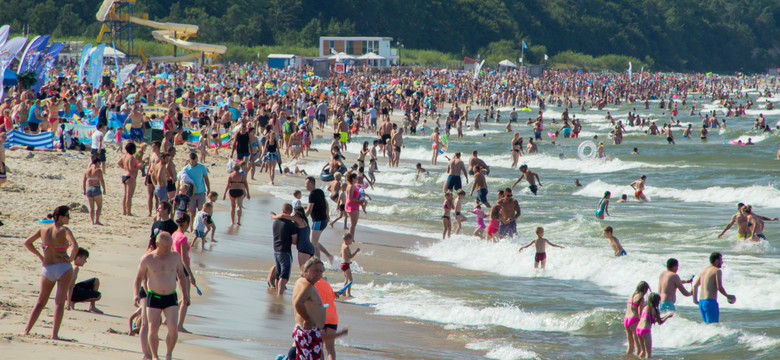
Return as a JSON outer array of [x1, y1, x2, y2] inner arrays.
[[146, 290, 178, 309], [70, 277, 101, 302], [529, 184, 538, 195]]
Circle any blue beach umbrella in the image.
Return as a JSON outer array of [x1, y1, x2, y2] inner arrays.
[[3, 68, 18, 86]]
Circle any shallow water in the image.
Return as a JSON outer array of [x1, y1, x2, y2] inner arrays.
[[204, 92, 780, 359]]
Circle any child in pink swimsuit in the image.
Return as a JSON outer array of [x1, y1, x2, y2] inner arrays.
[[470, 202, 486, 239], [635, 293, 673, 358], [623, 281, 649, 356]]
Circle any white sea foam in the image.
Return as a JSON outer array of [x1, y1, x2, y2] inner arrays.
[[574, 179, 780, 209], [466, 340, 540, 360], [479, 153, 671, 174]]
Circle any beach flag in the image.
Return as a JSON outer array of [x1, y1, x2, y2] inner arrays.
[[0, 25, 9, 48], [0, 37, 27, 100], [117, 64, 137, 87], [77, 44, 93, 84], [32, 42, 65, 92], [87, 43, 106, 89], [522, 41, 528, 50], [544, 54, 548, 61], [628, 62, 633, 81], [17, 35, 49, 74]]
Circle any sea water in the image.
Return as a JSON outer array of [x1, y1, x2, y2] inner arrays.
[[204, 92, 780, 359]]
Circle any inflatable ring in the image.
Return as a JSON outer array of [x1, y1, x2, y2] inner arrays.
[[320, 166, 347, 182], [577, 141, 597, 160]]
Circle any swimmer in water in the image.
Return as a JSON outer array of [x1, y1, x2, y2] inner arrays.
[[630, 175, 648, 202], [595, 191, 611, 219], [518, 226, 565, 269], [603, 225, 627, 257]]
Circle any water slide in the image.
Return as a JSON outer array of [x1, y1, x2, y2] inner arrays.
[[96, 0, 226, 62]]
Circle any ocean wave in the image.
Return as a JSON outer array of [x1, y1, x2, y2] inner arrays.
[[573, 179, 780, 208]]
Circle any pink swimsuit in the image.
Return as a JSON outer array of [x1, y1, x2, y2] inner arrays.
[[635, 309, 655, 337]]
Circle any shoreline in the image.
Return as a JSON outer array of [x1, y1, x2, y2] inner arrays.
[[0, 109, 496, 359]]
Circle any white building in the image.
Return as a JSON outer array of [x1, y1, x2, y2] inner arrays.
[[319, 36, 399, 66]]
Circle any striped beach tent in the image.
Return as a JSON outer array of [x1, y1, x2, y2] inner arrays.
[[4, 130, 54, 149]]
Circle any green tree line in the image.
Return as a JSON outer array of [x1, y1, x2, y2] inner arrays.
[[2, 0, 779, 72]]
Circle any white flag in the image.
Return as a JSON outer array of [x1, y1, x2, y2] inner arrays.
[[544, 54, 548, 61]]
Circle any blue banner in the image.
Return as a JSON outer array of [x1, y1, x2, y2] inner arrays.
[[87, 43, 106, 89], [17, 35, 49, 74], [77, 44, 93, 85], [32, 42, 65, 92]]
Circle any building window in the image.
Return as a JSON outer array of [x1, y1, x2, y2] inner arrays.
[[329, 40, 334, 53], [374, 41, 379, 51], [346, 41, 354, 55], [362, 41, 367, 54]]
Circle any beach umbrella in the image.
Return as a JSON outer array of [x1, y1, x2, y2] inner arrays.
[[498, 59, 517, 68], [3, 68, 17, 86]]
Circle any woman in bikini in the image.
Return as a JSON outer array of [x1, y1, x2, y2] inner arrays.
[[82, 156, 106, 225], [510, 132, 524, 168], [23, 206, 79, 340], [117, 142, 139, 216], [624, 281, 649, 356], [223, 162, 250, 226], [441, 191, 454, 239], [635, 293, 672, 358], [210, 116, 222, 154]]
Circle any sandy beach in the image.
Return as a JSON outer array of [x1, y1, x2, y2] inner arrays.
[[0, 112, 492, 359]]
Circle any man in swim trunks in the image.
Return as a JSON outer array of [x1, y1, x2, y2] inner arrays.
[[468, 150, 490, 175], [469, 165, 490, 207], [629, 175, 648, 201], [693, 252, 736, 324], [443, 152, 468, 193], [497, 188, 521, 238], [718, 203, 751, 241], [658, 258, 692, 313], [512, 164, 542, 195], [133, 232, 190, 360], [273, 203, 298, 295], [125, 105, 146, 143], [292, 257, 327, 360], [377, 118, 393, 156]]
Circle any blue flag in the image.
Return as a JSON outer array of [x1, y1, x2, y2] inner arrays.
[[77, 44, 93, 84], [18, 35, 50, 74], [522, 41, 528, 50], [87, 43, 106, 89], [32, 42, 65, 92]]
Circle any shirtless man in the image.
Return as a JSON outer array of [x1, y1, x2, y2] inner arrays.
[[744, 204, 778, 242], [145, 141, 163, 217], [125, 105, 146, 143], [658, 258, 693, 313], [443, 152, 468, 193], [337, 117, 349, 152], [152, 154, 171, 203], [133, 232, 190, 360], [525, 138, 538, 154], [377, 118, 393, 156], [512, 165, 542, 195], [692, 252, 736, 324], [469, 165, 490, 207], [718, 203, 750, 241], [629, 175, 648, 201], [292, 257, 327, 360], [390, 126, 404, 167], [468, 150, 490, 175], [497, 187, 521, 239]]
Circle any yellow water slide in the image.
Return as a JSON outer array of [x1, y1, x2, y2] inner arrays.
[[96, 0, 226, 62]]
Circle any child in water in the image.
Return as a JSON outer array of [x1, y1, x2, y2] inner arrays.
[[603, 226, 627, 257], [486, 204, 502, 242], [635, 293, 673, 358], [470, 201, 486, 239], [340, 233, 360, 297], [518, 226, 565, 269], [453, 190, 468, 234]]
